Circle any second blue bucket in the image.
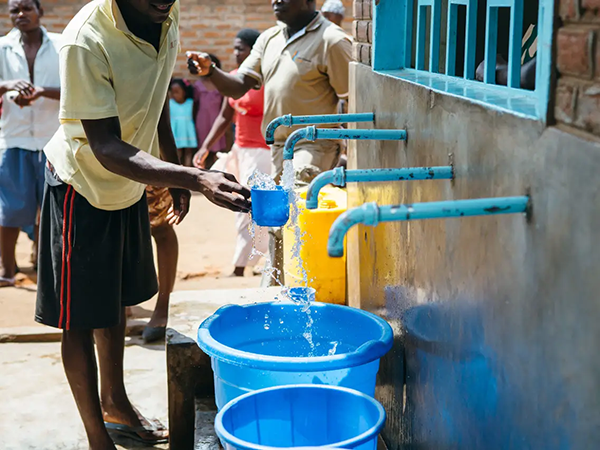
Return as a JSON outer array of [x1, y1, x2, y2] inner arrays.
[[251, 186, 290, 227], [197, 301, 393, 409], [215, 385, 386, 450]]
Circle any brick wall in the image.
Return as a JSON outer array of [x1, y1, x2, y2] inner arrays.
[[0, 0, 354, 77], [554, 0, 600, 137], [352, 0, 371, 65]]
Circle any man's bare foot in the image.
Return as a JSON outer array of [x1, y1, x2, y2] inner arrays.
[[102, 398, 168, 443]]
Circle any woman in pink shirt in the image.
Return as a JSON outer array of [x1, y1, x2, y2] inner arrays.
[[195, 29, 270, 277]]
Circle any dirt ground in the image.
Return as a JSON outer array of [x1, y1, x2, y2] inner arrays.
[[0, 192, 263, 328], [0, 193, 267, 449]]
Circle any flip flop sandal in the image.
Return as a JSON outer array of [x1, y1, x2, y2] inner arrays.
[[0, 277, 16, 287], [104, 421, 168, 445]]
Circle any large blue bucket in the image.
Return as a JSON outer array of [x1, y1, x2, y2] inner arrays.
[[215, 384, 386, 450], [197, 301, 393, 409]]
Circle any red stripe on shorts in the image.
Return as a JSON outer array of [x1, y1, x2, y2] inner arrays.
[[65, 188, 76, 330], [58, 185, 74, 329]]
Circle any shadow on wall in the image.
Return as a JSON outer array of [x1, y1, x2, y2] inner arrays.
[[379, 286, 573, 450]]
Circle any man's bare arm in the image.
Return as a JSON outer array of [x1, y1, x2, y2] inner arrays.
[[81, 117, 251, 212], [35, 87, 60, 100], [187, 52, 256, 99]]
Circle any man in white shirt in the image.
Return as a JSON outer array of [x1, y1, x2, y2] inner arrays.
[[0, 0, 60, 287]]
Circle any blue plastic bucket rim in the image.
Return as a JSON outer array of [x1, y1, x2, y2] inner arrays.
[[214, 384, 386, 450], [197, 301, 393, 372]]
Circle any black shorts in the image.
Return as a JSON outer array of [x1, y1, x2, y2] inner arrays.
[[35, 179, 158, 330]]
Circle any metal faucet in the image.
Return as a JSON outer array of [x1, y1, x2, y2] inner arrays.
[[283, 126, 407, 161], [327, 197, 530, 257], [305, 166, 454, 209], [265, 113, 375, 145]]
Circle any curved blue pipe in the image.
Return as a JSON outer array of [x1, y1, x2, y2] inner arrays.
[[328, 197, 530, 257], [283, 126, 407, 161], [265, 112, 375, 145], [306, 166, 455, 209]]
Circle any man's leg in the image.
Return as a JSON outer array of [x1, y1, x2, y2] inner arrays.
[[148, 224, 178, 329], [95, 312, 168, 442], [96, 192, 164, 440], [62, 329, 116, 450], [0, 226, 19, 284], [143, 186, 178, 340], [0, 148, 40, 285], [37, 183, 163, 446]]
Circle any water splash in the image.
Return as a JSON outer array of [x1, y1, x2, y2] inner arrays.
[[302, 308, 315, 357], [328, 341, 339, 356], [281, 159, 309, 288], [248, 169, 278, 190], [248, 216, 284, 288], [249, 162, 315, 354]]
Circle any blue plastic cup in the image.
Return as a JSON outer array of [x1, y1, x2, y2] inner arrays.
[[197, 301, 393, 409], [215, 384, 386, 450], [251, 186, 290, 227]]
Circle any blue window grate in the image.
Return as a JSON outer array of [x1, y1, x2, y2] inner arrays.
[[484, 0, 523, 88], [372, 0, 554, 120], [446, 0, 478, 79]]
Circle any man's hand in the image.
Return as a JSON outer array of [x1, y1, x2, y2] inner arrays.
[[12, 86, 46, 107], [3, 79, 35, 97], [196, 170, 251, 213], [12, 94, 33, 107], [193, 147, 209, 169], [167, 188, 191, 225], [187, 51, 214, 77]]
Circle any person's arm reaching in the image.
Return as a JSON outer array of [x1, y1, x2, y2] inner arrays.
[[187, 52, 256, 100], [194, 97, 235, 168], [81, 117, 251, 213], [187, 31, 265, 99], [59, 44, 250, 213], [157, 95, 192, 224]]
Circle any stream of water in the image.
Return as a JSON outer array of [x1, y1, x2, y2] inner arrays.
[[248, 162, 320, 355]]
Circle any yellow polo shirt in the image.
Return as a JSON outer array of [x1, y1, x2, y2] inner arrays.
[[238, 13, 352, 145], [44, 0, 180, 211]]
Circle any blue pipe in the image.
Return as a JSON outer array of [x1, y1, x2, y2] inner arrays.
[[283, 126, 407, 161], [327, 196, 530, 257], [265, 113, 375, 145], [306, 166, 455, 209]]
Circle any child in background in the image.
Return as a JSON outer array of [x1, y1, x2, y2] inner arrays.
[[193, 54, 226, 169], [169, 78, 197, 167]]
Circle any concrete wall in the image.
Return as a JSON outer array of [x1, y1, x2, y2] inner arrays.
[[0, 0, 354, 77], [347, 61, 600, 449]]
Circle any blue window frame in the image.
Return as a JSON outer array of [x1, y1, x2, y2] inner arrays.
[[372, 0, 554, 120]]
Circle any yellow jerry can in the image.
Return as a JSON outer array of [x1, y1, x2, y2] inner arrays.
[[283, 185, 347, 305]]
